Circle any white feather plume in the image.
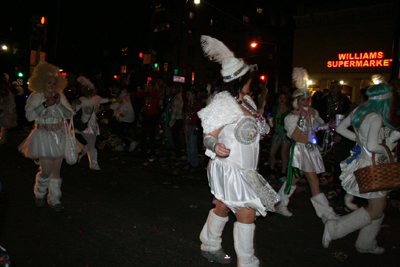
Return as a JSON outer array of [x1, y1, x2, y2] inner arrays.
[[292, 67, 309, 90], [200, 35, 234, 64], [371, 74, 387, 85], [77, 76, 94, 89]]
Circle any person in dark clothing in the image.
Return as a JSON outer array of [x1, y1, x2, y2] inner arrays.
[[131, 80, 161, 157], [320, 80, 353, 187]]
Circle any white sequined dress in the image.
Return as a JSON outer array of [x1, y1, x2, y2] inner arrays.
[[284, 108, 326, 174], [198, 91, 279, 217], [18, 92, 74, 160]]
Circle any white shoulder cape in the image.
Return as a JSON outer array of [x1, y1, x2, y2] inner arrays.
[[26, 92, 74, 115], [198, 91, 243, 134]]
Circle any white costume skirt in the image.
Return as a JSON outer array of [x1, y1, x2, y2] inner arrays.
[[208, 158, 280, 217], [340, 157, 388, 199], [19, 128, 66, 160], [292, 143, 325, 174]]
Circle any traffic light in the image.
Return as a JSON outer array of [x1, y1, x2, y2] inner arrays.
[[32, 15, 47, 45], [18, 72, 23, 77], [154, 63, 158, 68], [33, 15, 47, 28], [139, 52, 143, 58], [260, 75, 266, 81]]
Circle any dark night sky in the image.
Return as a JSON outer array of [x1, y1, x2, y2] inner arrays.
[[1, 0, 396, 78], [1, 1, 152, 73]]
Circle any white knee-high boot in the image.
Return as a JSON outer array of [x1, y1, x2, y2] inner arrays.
[[88, 149, 101, 170], [233, 222, 259, 267], [48, 178, 63, 206], [275, 181, 296, 217], [355, 215, 384, 254], [34, 173, 51, 199], [323, 207, 371, 248], [310, 193, 338, 223], [200, 209, 231, 264]]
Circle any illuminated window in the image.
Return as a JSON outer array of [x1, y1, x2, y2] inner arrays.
[[257, 7, 263, 14], [164, 62, 168, 72], [243, 15, 249, 23], [189, 11, 194, 19], [121, 65, 127, 74]]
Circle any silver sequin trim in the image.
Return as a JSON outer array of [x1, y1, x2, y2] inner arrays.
[[234, 117, 258, 145]]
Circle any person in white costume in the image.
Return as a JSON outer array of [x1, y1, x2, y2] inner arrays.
[[197, 35, 279, 267], [109, 84, 135, 152], [18, 62, 74, 211], [323, 82, 400, 254], [274, 68, 338, 224], [73, 76, 112, 170]]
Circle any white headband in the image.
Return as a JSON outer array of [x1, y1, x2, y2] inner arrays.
[[369, 92, 392, 100]]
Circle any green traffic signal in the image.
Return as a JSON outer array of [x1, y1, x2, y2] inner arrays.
[[154, 63, 158, 68], [18, 72, 23, 77]]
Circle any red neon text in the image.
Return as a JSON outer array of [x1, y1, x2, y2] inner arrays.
[[327, 51, 392, 68]]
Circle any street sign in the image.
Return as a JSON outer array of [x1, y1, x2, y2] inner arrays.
[[173, 76, 185, 83]]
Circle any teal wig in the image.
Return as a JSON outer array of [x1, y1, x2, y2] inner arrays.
[[351, 83, 395, 130]]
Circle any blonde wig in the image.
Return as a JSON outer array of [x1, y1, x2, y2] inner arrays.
[[28, 61, 67, 93], [292, 89, 310, 110]]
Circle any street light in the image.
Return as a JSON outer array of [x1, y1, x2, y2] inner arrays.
[[250, 41, 278, 92], [1, 45, 8, 51]]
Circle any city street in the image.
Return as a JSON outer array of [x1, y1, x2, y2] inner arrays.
[[0, 128, 399, 267]]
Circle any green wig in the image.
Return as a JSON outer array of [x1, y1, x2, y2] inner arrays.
[[351, 83, 395, 130]]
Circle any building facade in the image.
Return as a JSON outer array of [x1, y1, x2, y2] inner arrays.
[[293, 1, 399, 99]]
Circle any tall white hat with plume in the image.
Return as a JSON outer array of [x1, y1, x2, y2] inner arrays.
[[77, 76, 94, 89], [292, 67, 309, 90], [200, 35, 250, 82]]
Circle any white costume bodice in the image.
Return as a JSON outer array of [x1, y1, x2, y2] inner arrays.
[[218, 123, 259, 170]]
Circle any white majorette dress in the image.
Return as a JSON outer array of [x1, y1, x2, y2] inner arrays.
[[198, 91, 279, 217], [19, 92, 73, 160], [284, 108, 326, 174], [336, 111, 395, 199]]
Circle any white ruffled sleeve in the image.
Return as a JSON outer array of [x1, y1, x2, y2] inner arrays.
[[25, 93, 44, 122], [284, 114, 298, 139], [198, 91, 243, 134]]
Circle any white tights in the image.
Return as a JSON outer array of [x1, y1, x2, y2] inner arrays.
[[81, 133, 97, 153]]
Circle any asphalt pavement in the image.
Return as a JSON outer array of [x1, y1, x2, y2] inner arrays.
[[0, 128, 399, 267]]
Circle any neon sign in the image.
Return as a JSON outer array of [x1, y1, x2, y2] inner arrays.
[[327, 52, 392, 68]]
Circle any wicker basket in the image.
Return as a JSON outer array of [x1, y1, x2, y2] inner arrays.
[[354, 144, 400, 193]]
